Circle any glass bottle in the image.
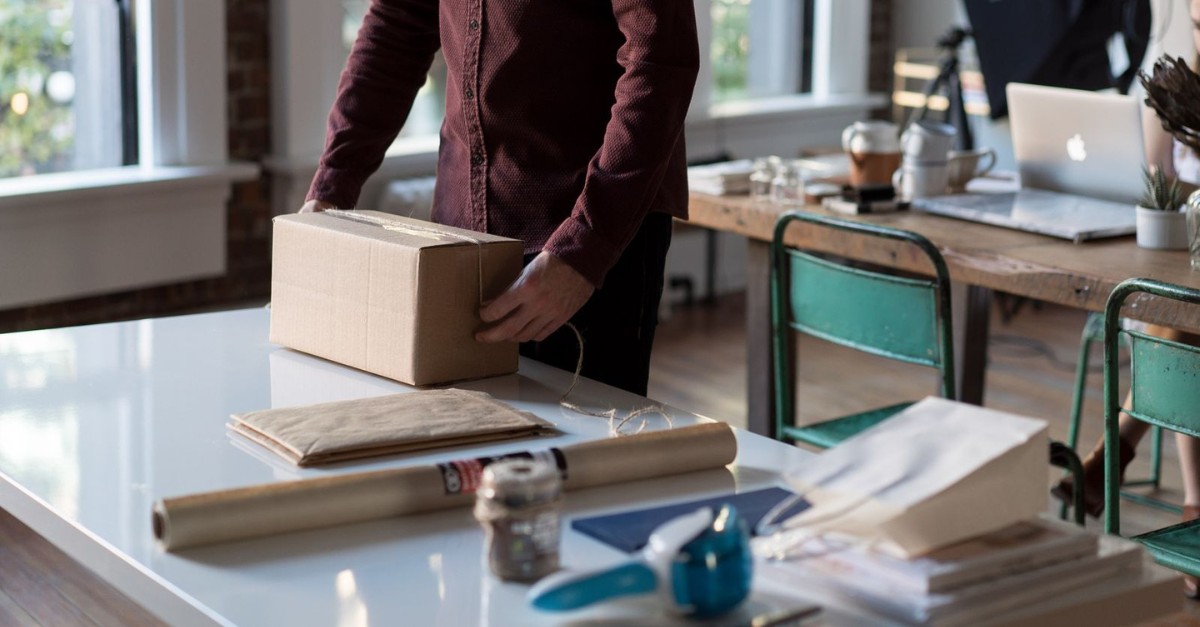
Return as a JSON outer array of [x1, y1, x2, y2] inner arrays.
[[1187, 189, 1200, 271], [749, 157, 776, 202], [771, 159, 806, 207]]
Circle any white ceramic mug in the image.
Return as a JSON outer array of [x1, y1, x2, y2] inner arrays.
[[946, 147, 997, 192], [842, 121, 901, 187], [900, 120, 957, 163], [842, 120, 901, 154], [893, 162, 950, 201]]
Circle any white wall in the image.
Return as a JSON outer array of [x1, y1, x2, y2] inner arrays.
[[1143, 0, 1196, 62]]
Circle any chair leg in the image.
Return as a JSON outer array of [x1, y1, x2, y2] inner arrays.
[[1067, 320, 1095, 452], [1050, 441, 1086, 526], [1150, 425, 1163, 489], [1065, 315, 1181, 515], [1061, 319, 1095, 520], [1120, 426, 1183, 514]]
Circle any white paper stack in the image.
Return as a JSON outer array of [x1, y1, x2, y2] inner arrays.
[[687, 159, 754, 195], [759, 518, 1152, 626]]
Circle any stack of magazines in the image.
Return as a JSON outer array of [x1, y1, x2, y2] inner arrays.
[[760, 517, 1155, 626], [686, 159, 754, 196]]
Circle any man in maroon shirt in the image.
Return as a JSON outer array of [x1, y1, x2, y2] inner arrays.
[[302, 1, 699, 395]]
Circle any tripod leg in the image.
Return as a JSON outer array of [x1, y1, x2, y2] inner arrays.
[[946, 66, 973, 151]]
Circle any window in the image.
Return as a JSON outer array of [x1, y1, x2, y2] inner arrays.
[[0, 1, 251, 310], [0, 0, 133, 179], [710, 0, 815, 104]]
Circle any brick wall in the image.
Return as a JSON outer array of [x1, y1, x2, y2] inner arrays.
[[0, 0, 273, 334], [868, 0, 895, 97]]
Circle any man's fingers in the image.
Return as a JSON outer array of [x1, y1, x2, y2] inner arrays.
[[476, 306, 532, 343], [299, 199, 334, 213], [531, 314, 571, 343], [479, 287, 522, 323], [514, 315, 553, 343]]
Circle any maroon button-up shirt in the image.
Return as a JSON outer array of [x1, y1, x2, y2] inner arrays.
[[307, 0, 699, 287]]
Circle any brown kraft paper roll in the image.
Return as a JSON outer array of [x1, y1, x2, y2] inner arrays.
[[154, 422, 737, 551]]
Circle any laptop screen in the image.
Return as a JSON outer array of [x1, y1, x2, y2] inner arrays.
[[1006, 83, 1144, 204]]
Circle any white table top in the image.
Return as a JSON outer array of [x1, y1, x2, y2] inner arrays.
[[0, 308, 855, 627], [0, 308, 1181, 626]]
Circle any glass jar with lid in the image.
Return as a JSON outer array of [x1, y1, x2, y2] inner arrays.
[[750, 156, 779, 202], [771, 159, 806, 207]]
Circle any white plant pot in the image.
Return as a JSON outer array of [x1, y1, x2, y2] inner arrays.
[[1135, 206, 1188, 250]]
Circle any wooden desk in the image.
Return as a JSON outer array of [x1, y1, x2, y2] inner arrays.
[[687, 192, 1200, 438]]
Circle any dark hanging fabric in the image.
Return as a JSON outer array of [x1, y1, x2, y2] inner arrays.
[[964, 0, 1151, 119]]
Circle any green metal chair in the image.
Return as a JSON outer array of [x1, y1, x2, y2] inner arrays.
[[1065, 312, 1176, 516], [769, 211, 956, 450], [770, 211, 1086, 525], [1103, 278, 1200, 577]]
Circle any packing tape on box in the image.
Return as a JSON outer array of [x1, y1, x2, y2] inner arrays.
[[153, 421, 737, 551], [326, 209, 487, 303]]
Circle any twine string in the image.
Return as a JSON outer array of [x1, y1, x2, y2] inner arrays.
[[559, 323, 673, 436]]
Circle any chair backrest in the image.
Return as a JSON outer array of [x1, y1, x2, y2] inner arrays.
[[1103, 278, 1200, 534], [770, 211, 956, 435]]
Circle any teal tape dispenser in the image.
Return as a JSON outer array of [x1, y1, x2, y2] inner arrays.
[[528, 504, 753, 618]]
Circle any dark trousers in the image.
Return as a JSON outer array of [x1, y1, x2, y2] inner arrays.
[[520, 213, 673, 396]]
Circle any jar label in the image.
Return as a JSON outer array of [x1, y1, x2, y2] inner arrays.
[[439, 448, 567, 495]]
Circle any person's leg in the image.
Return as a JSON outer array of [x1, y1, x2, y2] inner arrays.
[[1052, 323, 1200, 516], [519, 213, 673, 396], [1128, 326, 1200, 599], [1053, 393, 1144, 516], [1178, 433, 1200, 598], [1153, 326, 1200, 510], [1180, 434, 1200, 508]]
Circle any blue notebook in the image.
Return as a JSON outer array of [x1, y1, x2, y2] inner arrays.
[[570, 487, 807, 553]]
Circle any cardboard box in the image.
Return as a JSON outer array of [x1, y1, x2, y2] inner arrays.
[[270, 211, 523, 386]]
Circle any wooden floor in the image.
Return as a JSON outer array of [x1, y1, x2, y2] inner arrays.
[[0, 509, 164, 626], [1, 293, 1196, 623]]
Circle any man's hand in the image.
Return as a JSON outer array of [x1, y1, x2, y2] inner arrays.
[[299, 199, 336, 213], [476, 252, 595, 343]]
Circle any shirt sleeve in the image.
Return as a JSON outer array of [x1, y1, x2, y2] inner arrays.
[[306, 0, 441, 209], [541, 1, 700, 287]]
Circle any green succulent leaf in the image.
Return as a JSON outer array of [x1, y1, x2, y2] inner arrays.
[[1140, 166, 1186, 211]]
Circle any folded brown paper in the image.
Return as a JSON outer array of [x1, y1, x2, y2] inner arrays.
[[154, 422, 737, 551], [229, 389, 555, 467]]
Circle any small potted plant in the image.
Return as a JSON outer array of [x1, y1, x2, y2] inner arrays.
[[1136, 166, 1188, 250]]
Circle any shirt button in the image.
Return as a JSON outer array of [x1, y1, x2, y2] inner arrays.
[[471, 153, 484, 167], [464, 87, 474, 100], [469, 19, 479, 30]]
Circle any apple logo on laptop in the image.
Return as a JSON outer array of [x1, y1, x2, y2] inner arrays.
[[1066, 133, 1087, 162]]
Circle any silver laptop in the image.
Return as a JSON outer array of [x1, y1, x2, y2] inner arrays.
[[914, 83, 1144, 242]]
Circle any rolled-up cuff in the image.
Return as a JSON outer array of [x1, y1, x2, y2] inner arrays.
[[542, 215, 623, 289], [306, 166, 373, 209]]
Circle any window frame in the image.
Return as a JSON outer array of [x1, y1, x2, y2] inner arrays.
[[0, 0, 257, 309]]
